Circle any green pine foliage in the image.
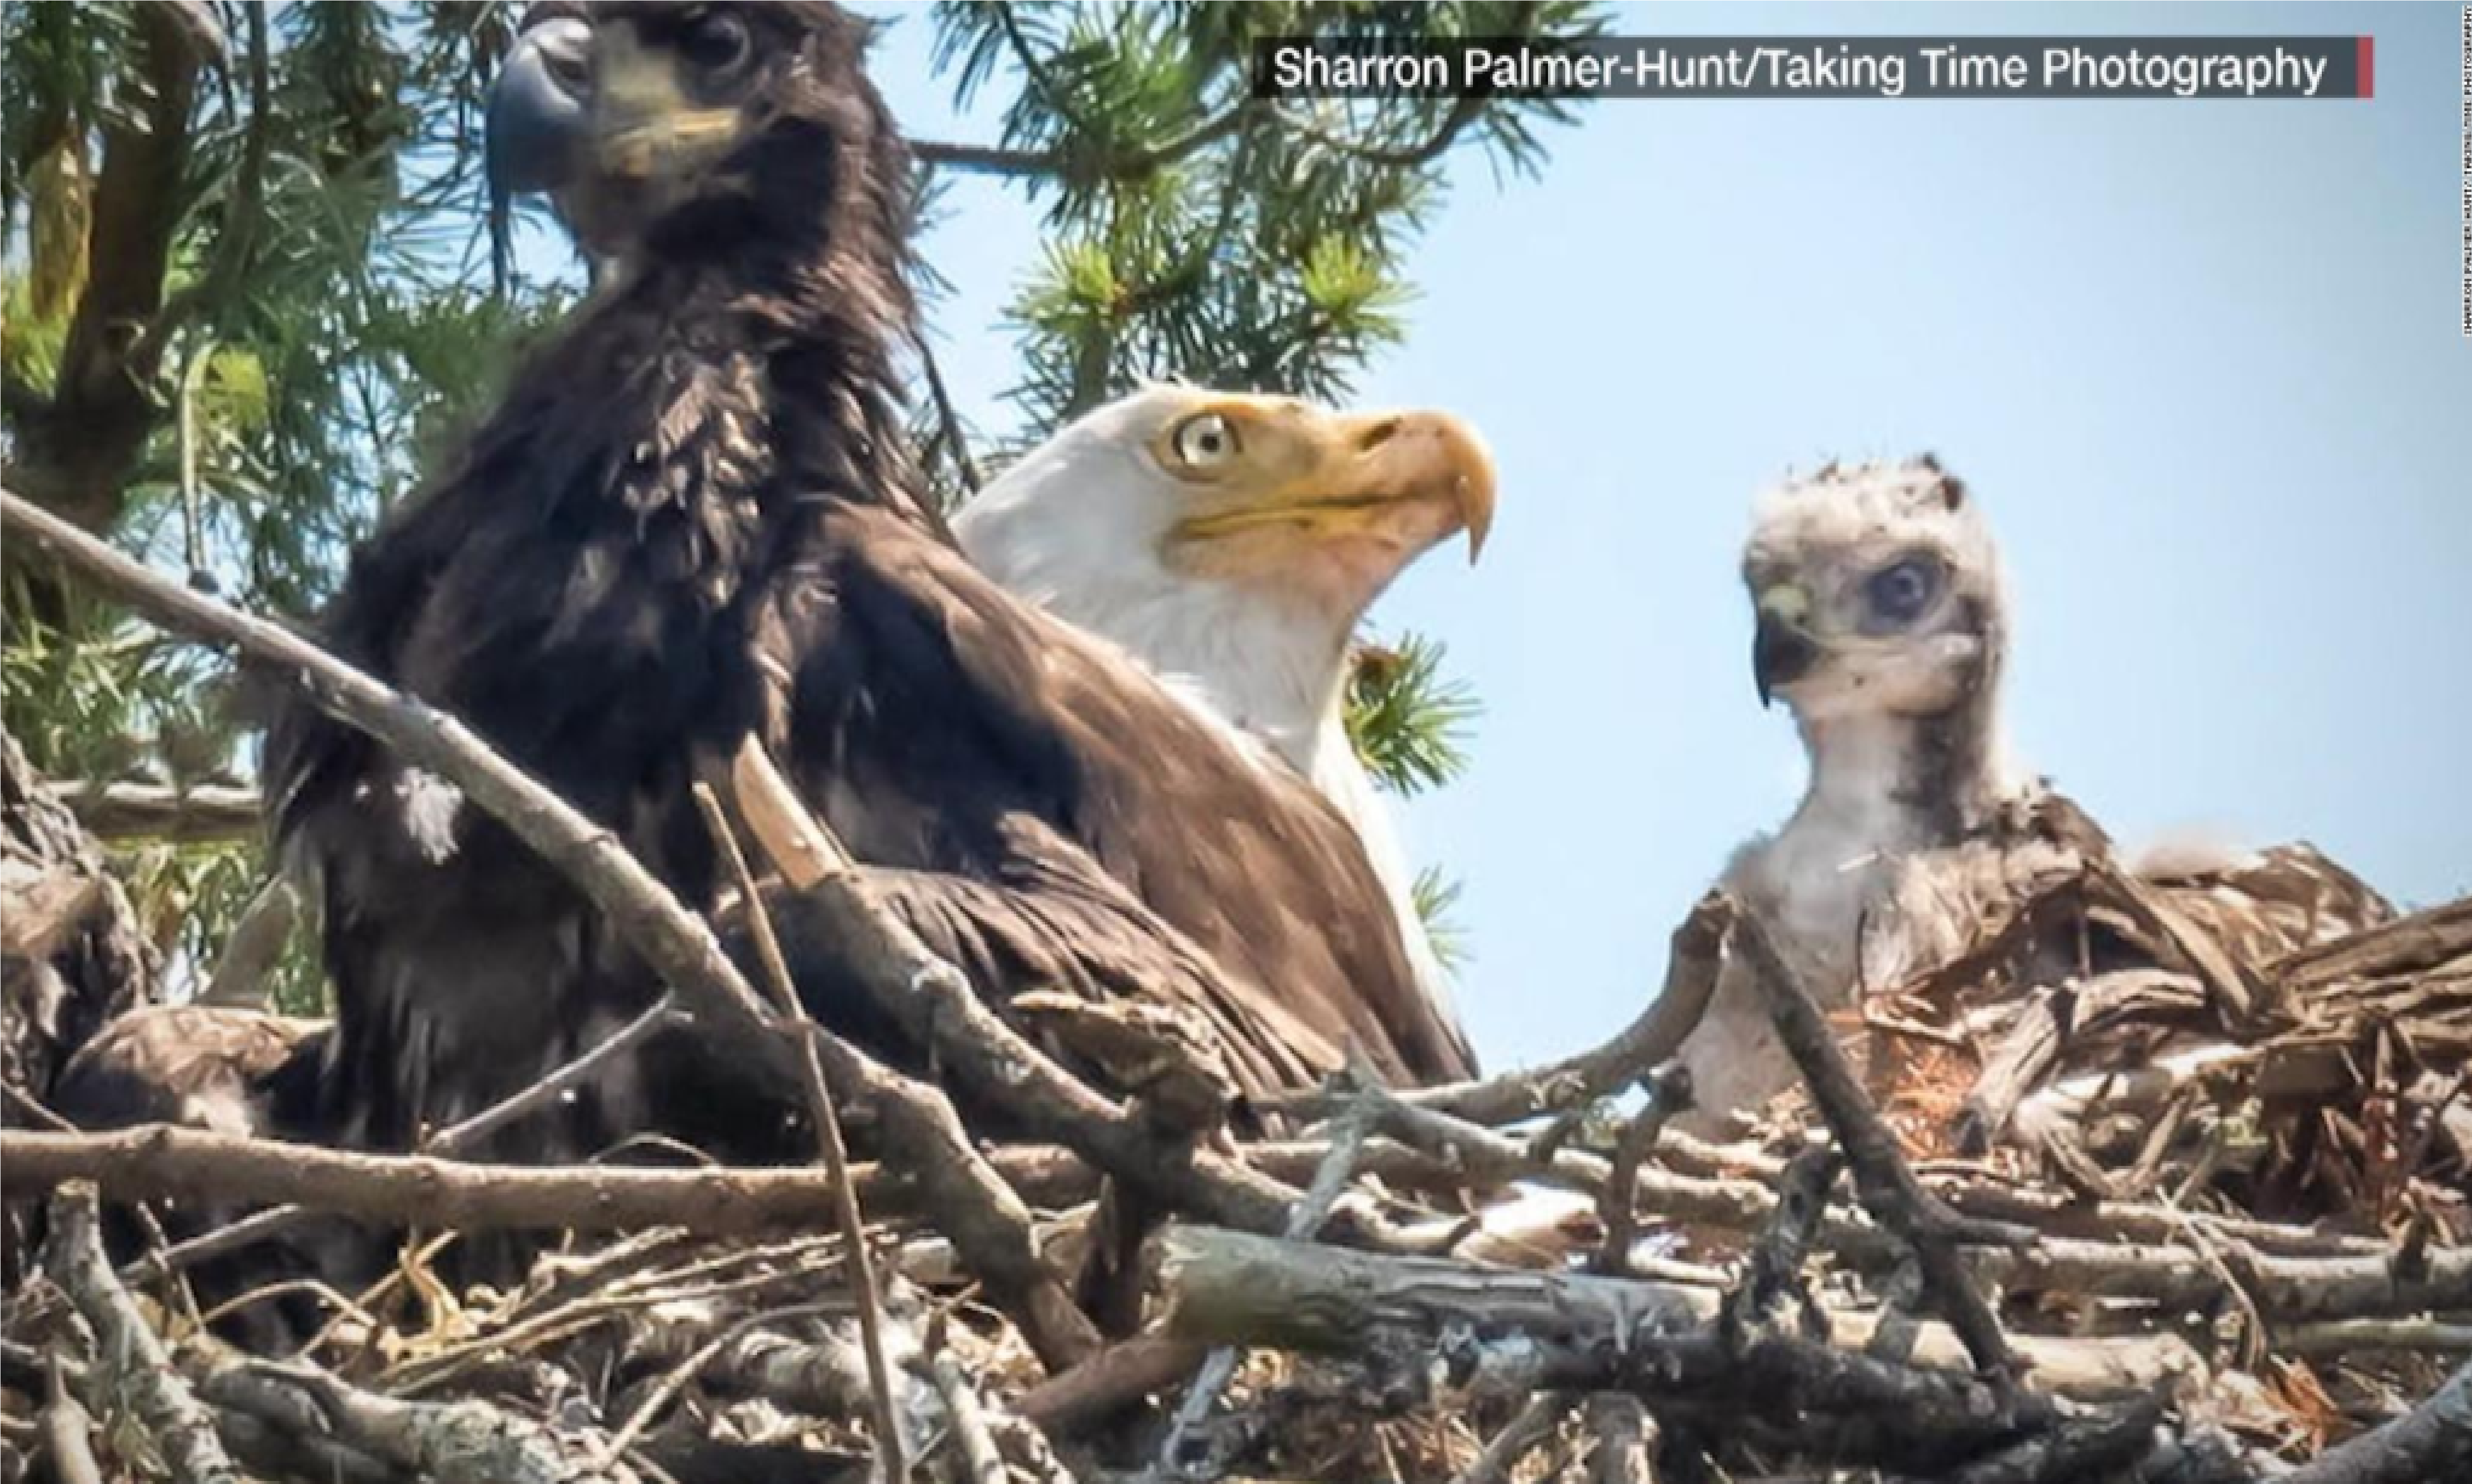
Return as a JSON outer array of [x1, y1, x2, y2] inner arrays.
[[3, 0, 1597, 1006], [1343, 632, 1481, 798]]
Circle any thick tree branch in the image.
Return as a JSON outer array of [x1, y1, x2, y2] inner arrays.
[[14, 2, 212, 534], [1159, 1225, 2128, 1474], [1, 1125, 1077, 1237], [48, 779, 261, 842], [130, 0, 271, 377]]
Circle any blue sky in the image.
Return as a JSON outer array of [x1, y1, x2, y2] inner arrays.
[[857, 3, 2469, 1073]]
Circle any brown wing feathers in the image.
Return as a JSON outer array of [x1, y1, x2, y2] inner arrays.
[[751, 501, 1469, 1094]]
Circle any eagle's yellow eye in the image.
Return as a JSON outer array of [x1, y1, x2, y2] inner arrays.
[[1171, 412, 1240, 470]]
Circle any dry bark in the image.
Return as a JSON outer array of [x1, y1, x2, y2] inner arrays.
[[1158, 1225, 2205, 1407], [43, 1183, 241, 1484]]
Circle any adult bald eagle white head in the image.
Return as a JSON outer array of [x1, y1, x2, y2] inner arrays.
[[953, 386, 1495, 1051], [1684, 458, 2389, 1133]]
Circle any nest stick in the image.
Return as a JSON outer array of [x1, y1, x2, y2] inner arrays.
[[44, 1182, 244, 1484], [1263, 892, 1736, 1128], [39, 1353, 105, 1484], [920, 1350, 1011, 1484], [2278, 1357, 2471, 1484], [424, 993, 690, 1156], [1156, 1098, 1377, 1474], [1594, 1061, 1693, 1276], [694, 780, 907, 1483], [1731, 903, 2025, 1383], [727, 740, 1314, 1239], [1451, 1394, 1568, 1484]]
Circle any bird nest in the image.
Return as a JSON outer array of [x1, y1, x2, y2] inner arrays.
[[6, 872, 2468, 1483], [1, 531, 2467, 1482]]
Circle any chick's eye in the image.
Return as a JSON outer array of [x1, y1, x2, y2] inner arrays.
[[1172, 413, 1239, 469], [1864, 558, 1940, 625], [681, 9, 749, 73]]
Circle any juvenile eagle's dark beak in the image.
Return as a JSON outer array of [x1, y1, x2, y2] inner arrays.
[[486, 17, 592, 202], [485, 15, 591, 289], [1753, 611, 1819, 708]]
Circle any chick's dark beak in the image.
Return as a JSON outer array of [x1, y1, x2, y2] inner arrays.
[[1753, 612, 1819, 709]]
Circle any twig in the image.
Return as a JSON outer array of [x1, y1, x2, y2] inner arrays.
[[692, 778, 906, 1484], [1451, 1394, 1569, 1484], [728, 741, 1317, 1239], [2277, 1357, 2470, 1484], [1153, 1096, 1376, 1476], [911, 324, 983, 496], [595, 1301, 842, 1470], [424, 994, 688, 1155], [113, 993, 696, 1292], [920, 1349, 1010, 1484], [39, 1352, 104, 1484], [1732, 903, 2026, 1383], [1595, 1060, 1694, 1276], [912, 138, 1061, 176], [3, 1082, 77, 1133], [44, 1182, 243, 1484], [1261, 892, 1734, 1127], [1584, 1393, 1650, 1484], [0, 485, 793, 1089], [196, 1275, 377, 1337]]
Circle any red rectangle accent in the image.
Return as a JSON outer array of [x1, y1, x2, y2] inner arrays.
[[2357, 35, 2374, 98]]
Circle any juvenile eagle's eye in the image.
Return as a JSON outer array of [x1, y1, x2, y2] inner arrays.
[[679, 8, 750, 76], [1171, 413, 1240, 471], [1863, 556, 1942, 628]]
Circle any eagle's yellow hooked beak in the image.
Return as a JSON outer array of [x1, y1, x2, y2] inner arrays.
[[1163, 396, 1497, 566]]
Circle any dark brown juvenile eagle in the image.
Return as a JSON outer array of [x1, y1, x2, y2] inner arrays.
[[266, 2, 1470, 1165]]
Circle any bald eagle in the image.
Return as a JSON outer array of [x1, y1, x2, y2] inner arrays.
[[1684, 457, 2390, 1131], [266, 1, 1469, 1168], [953, 386, 1492, 1063]]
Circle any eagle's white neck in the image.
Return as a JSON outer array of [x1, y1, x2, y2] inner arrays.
[[1093, 576, 1353, 776]]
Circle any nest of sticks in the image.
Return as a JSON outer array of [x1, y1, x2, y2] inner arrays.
[[2, 491, 2469, 1484]]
